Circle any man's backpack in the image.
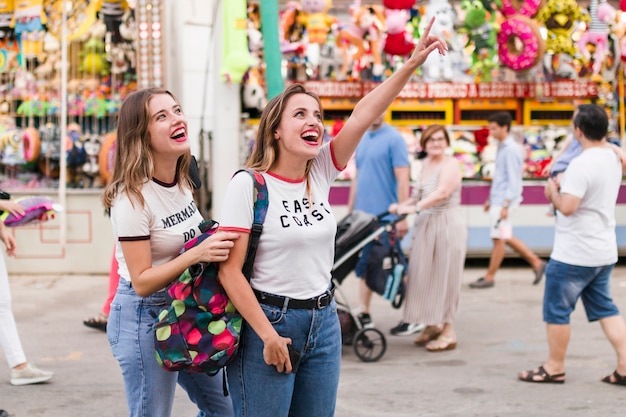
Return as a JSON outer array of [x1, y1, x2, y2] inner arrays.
[[154, 170, 268, 374]]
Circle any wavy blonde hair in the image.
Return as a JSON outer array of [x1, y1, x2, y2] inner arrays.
[[247, 84, 323, 181], [102, 88, 192, 209]]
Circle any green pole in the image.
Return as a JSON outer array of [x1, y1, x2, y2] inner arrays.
[[259, 0, 284, 99]]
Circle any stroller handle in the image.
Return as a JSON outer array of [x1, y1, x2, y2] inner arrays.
[[376, 211, 408, 228]]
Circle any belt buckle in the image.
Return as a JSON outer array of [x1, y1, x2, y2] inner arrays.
[[316, 292, 330, 309]]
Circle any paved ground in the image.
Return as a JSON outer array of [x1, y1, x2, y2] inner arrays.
[[2, 260, 626, 417]]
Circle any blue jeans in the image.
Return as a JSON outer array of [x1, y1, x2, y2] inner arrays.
[[227, 299, 341, 417], [543, 259, 620, 324], [108, 278, 234, 417]]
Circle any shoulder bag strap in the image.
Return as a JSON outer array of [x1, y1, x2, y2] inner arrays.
[[237, 169, 268, 280]]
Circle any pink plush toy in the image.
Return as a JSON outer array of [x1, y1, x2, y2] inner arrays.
[[1, 196, 62, 227], [577, 0, 611, 79], [383, 9, 414, 57]]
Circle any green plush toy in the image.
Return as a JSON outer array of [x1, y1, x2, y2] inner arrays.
[[459, 0, 499, 82], [220, 0, 255, 84]]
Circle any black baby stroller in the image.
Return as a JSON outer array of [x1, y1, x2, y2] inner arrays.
[[331, 210, 407, 362]]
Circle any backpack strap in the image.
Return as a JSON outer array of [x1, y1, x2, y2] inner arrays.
[[237, 169, 268, 280]]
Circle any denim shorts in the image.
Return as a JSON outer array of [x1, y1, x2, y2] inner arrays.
[[543, 259, 620, 324]]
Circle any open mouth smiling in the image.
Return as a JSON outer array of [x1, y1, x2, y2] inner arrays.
[[171, 128, 186, 141], [302, 130, 319, 144]]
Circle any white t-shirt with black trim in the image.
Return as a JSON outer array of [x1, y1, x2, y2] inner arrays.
[[111, 179, 204, 283], [219, 143, 342, 299]]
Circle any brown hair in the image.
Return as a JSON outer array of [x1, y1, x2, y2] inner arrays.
[[419, 124, 450, 149], [247, 84, 323, 179], [102, 88, 192, 209]]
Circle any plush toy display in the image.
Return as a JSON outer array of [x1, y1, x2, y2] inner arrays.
[[1, 196, 62, 227]]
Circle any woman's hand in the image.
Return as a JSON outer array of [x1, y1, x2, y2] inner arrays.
[[407, 16, 447, 68], [263, 334, 294, 373], [388, 203, 399, 214], [0, 228, 17, 256], [0, 200, 25, 218], [395, 202, 416, 216], [195, 231, 240, 263]]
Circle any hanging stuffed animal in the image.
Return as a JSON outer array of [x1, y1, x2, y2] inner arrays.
[[335, 4, 386, 81], [0, 0, 15, 40], [576, 0, 611, 81], [221, 0, 255, 83], [383, 8, 414, 58], [10, 0, 47, 39], [298, 0, 335, 45], [459, 0, 499, 82], [419, 0, 458, 81], [535, 0, 590, 57], [95, 0, 130, 44]]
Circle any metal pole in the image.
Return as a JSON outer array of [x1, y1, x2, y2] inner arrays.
[[58, 0, 68, 251]]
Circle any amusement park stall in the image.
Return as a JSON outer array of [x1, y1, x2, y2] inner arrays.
[[2, 0, 626, 274]]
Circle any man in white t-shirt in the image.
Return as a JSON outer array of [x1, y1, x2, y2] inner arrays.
[[518, 104, 626, 386]]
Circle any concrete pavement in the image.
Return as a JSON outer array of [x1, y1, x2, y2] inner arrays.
[[2, 261, 626, 416]]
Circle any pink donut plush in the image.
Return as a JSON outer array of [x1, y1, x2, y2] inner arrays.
[[499, 0, 543, 18], [498, 15, 545, 71], [1, 196, 62, 227]]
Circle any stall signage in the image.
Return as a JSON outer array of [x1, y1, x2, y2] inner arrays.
[[291, 81, 598, 99]]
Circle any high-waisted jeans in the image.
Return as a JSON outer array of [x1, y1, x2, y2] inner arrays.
[[107, 278, 234, 417], [227, 297, 341, 417]]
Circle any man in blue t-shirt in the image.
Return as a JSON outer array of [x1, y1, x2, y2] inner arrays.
[[348, 114, 422, 336]]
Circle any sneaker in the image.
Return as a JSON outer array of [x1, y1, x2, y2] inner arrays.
[[10, 363, 54, 386], [390, 321, 425, 336], [357, 313, 374, 329], [0, 410, 8, 417], [469, 277, 494, 289]]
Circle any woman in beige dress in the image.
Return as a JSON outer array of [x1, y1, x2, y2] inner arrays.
[[389, 124, 467, 351]]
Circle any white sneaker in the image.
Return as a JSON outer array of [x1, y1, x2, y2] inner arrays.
[[390, 321, 425, 336], [10, 363, 54, 386]]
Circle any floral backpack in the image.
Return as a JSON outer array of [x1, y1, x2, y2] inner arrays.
[[154, 170, 268, 375]]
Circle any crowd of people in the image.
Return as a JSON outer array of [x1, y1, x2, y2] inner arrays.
[[2, 15, 626, 417]]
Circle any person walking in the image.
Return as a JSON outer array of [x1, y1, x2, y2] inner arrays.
[[469, 111, 546, 289], [102, 88, 240, 417], [518, 104, 626, 386], [216, 18, 446, 417], [389, 124, 467, 351], [0, 199, 54, 386], [347, 113, 417, 333]]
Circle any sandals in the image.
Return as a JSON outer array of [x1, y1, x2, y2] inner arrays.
[[83, 314, 108, 332], [518, 365, 565, 384], [425, 336, 457, 352], [602, 370, 626, 386], [414, 326, 441, 347]]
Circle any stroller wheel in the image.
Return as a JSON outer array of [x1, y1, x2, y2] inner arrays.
[[352, 328, 387, 362]]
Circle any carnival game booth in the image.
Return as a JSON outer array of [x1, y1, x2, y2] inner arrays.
[[236, 0, 626, 257], [291, 79, 626, 257]]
